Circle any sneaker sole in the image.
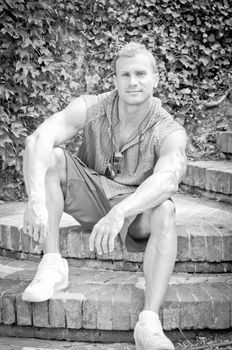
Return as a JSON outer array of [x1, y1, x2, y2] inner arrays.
[[22, 280, 69, 303], [22, 258, 69, 303]]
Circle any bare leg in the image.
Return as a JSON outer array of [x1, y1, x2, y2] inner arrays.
[[22, 147, 68, 302], [143, 200, 177, 313], [133, 200, 176, 349], [43, 147, 67, 253]]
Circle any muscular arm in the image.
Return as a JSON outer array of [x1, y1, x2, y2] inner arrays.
[[89, 129, 187, 254], [114, 129, 187, 217], [24, 96, 86, 198], [23, 96, 86, 240]]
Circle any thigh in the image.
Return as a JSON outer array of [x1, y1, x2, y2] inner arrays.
[[128, 198, 175, 240], [63, 151, 111, 230], [109, 193, 151, 240], [128, 209, 151, 240]]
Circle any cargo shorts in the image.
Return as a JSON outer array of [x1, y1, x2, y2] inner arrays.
[[63, 150, 148, 252]]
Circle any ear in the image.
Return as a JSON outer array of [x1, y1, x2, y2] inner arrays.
[[153, 73, 159, 88]]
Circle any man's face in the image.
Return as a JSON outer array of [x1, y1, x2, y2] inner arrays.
[[115, 52, 158, 106]]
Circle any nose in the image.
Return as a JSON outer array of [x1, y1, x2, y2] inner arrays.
[[129, 74, 138, 86]]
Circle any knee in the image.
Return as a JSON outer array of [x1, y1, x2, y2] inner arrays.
[[149, 200, 175, 228], [53, 147, 65, 167]]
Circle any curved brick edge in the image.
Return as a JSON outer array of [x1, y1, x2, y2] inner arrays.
[[1, 274, 232, 332], [67, 260, 232, 274], [1, 325, 232, 344], [1, 257, 232, 332], [0, 324, 134, 343], [1, 222, 232, 266], [182, 161, 232, 195], [179, 184, 232, 205], [1, 247, 232, 274], [216, 132, 232, 154], [0, 324, 199, 343]]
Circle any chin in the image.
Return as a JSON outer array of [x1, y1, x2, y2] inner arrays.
[[126, 97, 147, 105]]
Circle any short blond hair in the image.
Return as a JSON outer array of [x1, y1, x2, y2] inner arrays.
[[114, 42, 157, 74]]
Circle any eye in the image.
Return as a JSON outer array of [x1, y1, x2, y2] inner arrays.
[[122, 72, 130, 77], [137, 71, 146, 76]]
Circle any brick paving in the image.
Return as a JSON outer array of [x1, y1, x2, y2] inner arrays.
[[0, 194, 232, 273], [0, 336, 135, 349], [0, 191, 232, 340], [182, 160, 232, 195], [0, 255, 232, 335]]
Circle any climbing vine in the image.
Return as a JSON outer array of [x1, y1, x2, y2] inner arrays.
[[0, 0, 232, 198]]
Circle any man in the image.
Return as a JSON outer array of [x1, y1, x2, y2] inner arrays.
[[22, 42, 187, 349]]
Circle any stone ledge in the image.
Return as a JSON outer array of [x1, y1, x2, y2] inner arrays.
[[216, 132, 232, 154], [0, 194, 232, 268], [1, 247, 232, 274], [1, 256, 232, 332], [1, 223, 232, 265], [0, 324, 199, 344], [182, 160, 232, 195], [179, 185, 232, 205]]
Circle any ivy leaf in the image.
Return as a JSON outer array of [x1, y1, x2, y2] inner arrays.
[[208, 34, 215, 42], [180, 88, 191, 94], [0, 133, 12, 145], [1, 0, 231, 195], [199, 57, 210, 66]]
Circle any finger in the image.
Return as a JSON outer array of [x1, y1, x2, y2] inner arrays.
[[95, 231, 104, 255], [28, 223, 33, 237], [39, 225, 47, 245], [109, 231, 116, 253], [89, 226, 98, 251], [102, 233, 109, 254], [33, 225, 39, 241], [23, 219, 28, 234]]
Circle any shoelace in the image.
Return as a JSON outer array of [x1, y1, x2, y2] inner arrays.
[[33, 258, 63, 284], [140, 318, 164, 336]]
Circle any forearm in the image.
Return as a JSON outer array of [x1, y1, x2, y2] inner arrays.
[[114, 138, 187, 219], [23, 133, 55, 201], [114, 170, 179, 219]]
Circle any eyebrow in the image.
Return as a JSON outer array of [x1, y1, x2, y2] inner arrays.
[[120, 69, 147, 74]]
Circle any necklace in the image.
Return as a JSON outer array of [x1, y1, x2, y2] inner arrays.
[[105, 95, 153, 180]]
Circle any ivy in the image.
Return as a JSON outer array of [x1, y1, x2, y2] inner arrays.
[[0, 0, 232, 198]]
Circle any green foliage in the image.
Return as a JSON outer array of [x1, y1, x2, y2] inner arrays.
[[0, 0, 232, 197]]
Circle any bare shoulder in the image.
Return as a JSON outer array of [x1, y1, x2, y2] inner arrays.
[[154, 129, 187, 178], [62, 95, 87, 127], [32, 96, 87, 146], [160, 129, 187, 154]]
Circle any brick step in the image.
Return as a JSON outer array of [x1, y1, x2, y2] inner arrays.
[[0, 194, 232, 273], [181, 160, 232, 202], [216, 132, 232, 154], [0, 255, 232, 339]]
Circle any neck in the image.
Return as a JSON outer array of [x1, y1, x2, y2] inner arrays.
[[118, 98, 152, 127]]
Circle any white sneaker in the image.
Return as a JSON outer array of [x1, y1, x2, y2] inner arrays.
[[134, 311, 174, 350], [22, 253, 69, 302]]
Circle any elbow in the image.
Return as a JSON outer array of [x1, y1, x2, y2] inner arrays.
[[166, 175, 179, 196], [173, 149, 188, 183], [180, 154, 188, 181], [157, 172, 178, 198]]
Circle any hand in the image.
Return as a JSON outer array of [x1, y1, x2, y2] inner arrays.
[[23, 199, 49, 244], [89, 208, 125, 255]]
